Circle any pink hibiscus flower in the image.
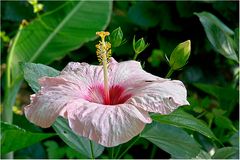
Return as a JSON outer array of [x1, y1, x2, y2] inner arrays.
[[24, 32, 189, 147]]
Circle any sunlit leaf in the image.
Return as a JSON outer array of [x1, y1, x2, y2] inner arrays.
[[140, 122, 201, 158], [194, 150, 211, 159], [9, 1, 112, 85], [52, 117, 104, 158], [1, 121, 55, 154], [195, 11, 238, 62], [212, 147, 238, 159], [4, 1, 112, 120], [151, 109, 218, 141]]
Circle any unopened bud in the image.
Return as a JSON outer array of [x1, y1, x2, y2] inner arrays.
[[110, 27, 124, 47], [34, 3, 44, 13], [133, 36, 149, 55], [0, 31, 10, 42], [169, 40, 191, 70], [28, 0, 44, 13]]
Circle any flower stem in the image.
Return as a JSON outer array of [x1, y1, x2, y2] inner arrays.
[[196, 110, 207, 119], [150, 144, 157, 159], [2, 22, 24, 159], [89, 141, 95, 159], [114, 144, 122, 158], [117, 136, 140, 159], [133, 53, 138, 60], [165, 67, 174, 78], [110, 147, 114, 159]]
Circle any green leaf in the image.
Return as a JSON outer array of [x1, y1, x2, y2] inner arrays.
[[214, 115, 237, 131], [128, 2, 160, 28], [2, 1, 34, 22], [176, 1, 197, 18], [195, 150, 212, 159], [52, 117, 104, 158], [21, 62, 60, 92], [234, 28, 239, 52], [1, 121, 55, 154], [212, 147, 238, 159], [66, 146, 87, 159], [195, 11, 238, 62], [151, 109, 218, 141], [8, 0, 112, 95], [14, 143, 46, 159], [193, 83, 238, 115], [140, 122, 201, 158], [229, 131, 239, 147], [44, 140, 88, 159], [44, 141, 65, 159], [148, 49, 165, 67]]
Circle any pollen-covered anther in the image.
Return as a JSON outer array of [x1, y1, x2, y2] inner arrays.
[[96, 31, 110, 41], [96, 32, 111, 63]]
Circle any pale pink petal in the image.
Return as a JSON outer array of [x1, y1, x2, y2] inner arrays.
[[59, 62, 107, 103], [127, 80, 189, 114], [108, 58, 166, 88], [66, 101, 152, 147], [24, 77, 83, 128], [60, 62, 104, 87]]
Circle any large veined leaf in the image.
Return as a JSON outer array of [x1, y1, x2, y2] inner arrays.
[[140, 122, 201, 158], [3, 1, 112, 125], [151, 109, 218, 141], [195, 11, 238, 62], [1, 121, 55, 154], [53, 117, 104, 158], [9, 1, 112, 85], [20, 62, 60, 93]]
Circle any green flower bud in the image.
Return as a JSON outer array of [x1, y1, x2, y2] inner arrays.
[[110, 27, 124, 47], [33, 3, 44, 13], [133, 36, 149, 55], [28, 0, 44, 13], [0, 31, 10, 43], [169, 40, 191, 70]]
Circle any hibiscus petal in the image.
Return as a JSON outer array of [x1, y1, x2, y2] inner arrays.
[[61, 62, 104, 87], [24, 77, 83, 128], [108, 58, 165, 88], [67, 101, 152, 147], [127, 80, 189, 114]]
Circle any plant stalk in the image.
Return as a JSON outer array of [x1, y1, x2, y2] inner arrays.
[[89, 141, 95, 159], [165, 67, 174, 78], [133, 53, 138, 60], [1, 21, 24, 160], [117, 136, 140, 159]]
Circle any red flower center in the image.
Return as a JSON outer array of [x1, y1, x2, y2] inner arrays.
[[86, 84, 132, 105]]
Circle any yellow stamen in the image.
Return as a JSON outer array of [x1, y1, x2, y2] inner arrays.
[[96, 31, 111, 104]]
